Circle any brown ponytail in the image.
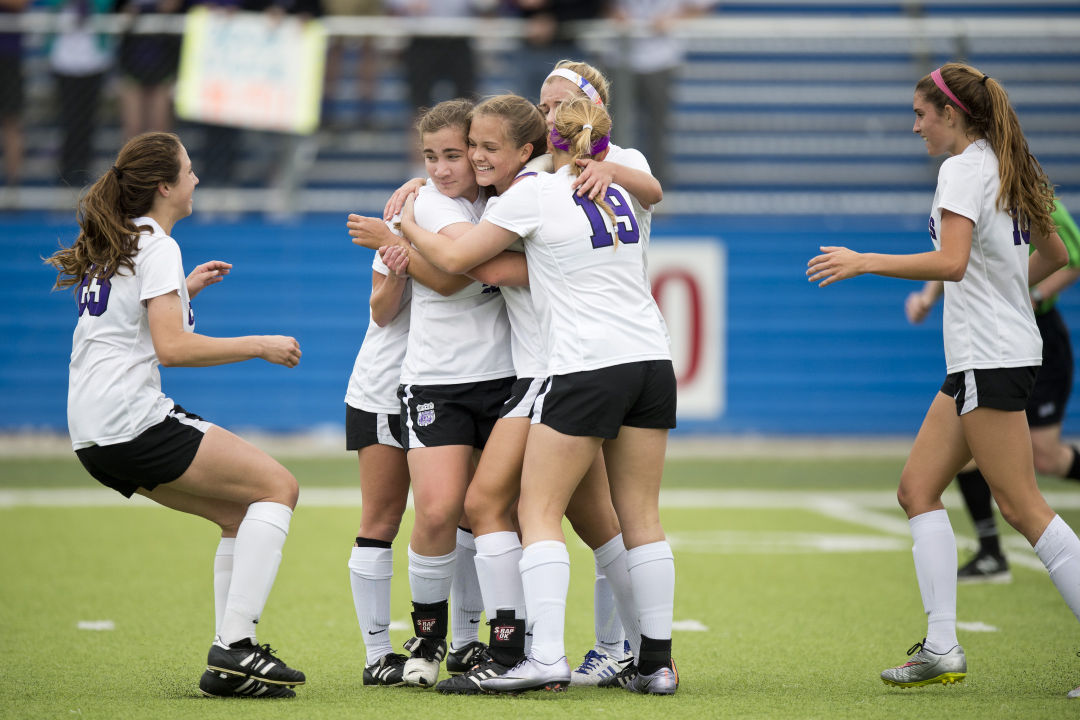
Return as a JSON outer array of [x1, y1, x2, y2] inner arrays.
[[551, 97, 620, 245], [46, 132, 182, 289]]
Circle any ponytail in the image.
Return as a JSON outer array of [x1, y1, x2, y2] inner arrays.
[[550, 98, 620, 245]]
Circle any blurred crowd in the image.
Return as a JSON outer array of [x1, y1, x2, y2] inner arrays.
[[0, 0, 713, 197]]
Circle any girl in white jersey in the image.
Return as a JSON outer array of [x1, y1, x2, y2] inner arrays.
[[807, 63, 1080, 697], [345, 99, 518, 687], [381, 60, 665, 685], [349, 99, 520, 689], [46, 132, 304, 700], [398, 98, 678, 696]]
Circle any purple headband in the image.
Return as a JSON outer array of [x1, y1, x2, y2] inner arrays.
[[931, 68, 971, 115], [549, 124, 610, 156]]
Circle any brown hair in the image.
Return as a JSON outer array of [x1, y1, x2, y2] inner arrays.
[[552, 97, 620, 244], [470, 94, 547, 162], [915, 62, 1055, 239], [547, 59, 611, 107], [416, 98, 474, 139], [46, 132, 182, 289]]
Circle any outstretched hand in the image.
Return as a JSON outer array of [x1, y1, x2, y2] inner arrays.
[[186, 260, 232, 299], [260, 335, 301, 368], [806, 246, 864, 287]]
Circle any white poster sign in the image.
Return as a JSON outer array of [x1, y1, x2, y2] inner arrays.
[[648, 240, 725, 419]]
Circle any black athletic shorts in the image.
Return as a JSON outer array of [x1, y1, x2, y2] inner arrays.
[[75, 405, 211, 498], [941, 366, 1038, 416], [499, 377, 544, 419], [345, 404, 404, 451], [1028, 307, 1074, 427], [531, 360, 678, 439], [399, 376, 515, 451]]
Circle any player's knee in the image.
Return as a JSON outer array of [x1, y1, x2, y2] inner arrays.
[[1031, 448, 1058, 476], [266, 469, 299, 509]]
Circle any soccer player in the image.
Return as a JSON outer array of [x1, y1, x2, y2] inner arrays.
[[397, 97, 679, 696], [904, 200, 1080, 583], [807, 63, 1080, 697], [46, 131, 304, 699], [348, 99, 516, 688]]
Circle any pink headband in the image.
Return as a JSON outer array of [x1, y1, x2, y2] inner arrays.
[[931, 68, 970, 115]]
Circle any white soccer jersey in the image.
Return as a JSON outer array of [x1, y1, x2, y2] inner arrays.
[[402, 182, 514, 384], [67, 217, 190, 449], [480, 196, 547, 378], [345, 250, 411, 414], [484, 167, 671, 375], [932, 139, 1042, 372], [606, 143, 654, 254]]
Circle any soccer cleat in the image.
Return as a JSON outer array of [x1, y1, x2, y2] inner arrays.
[[570, 648, 633, 686], [1068, 685, 1080, 699], [402, 635, 447, 688], [597, 659, 636, 689], [957, 550, 1011, 584], [445, 640, 488, 675], [627, 657, 679, 695], [363, 652, 408, 686], [881, 640, 967, 688], [436, 657, 512, 695], [479, 656, 571, 694], [206, 639, 306, 686], [198, 669, 296, 698]]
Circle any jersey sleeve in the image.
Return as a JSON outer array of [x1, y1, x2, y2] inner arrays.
[[1052, 199, 1080, 268], [414, 185, 474, 234], [482, 176, 542, 238], [137, 236, 184, 302], [934, 156, 982, 223]]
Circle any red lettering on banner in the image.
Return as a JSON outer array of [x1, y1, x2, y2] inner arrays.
[[651, 270, 702, 385]]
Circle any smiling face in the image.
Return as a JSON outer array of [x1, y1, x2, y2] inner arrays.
[[537, 76, 582, 134], [422, 125, 479, 201], [912, 91, 964, 157], [468, 113, 532, 195]]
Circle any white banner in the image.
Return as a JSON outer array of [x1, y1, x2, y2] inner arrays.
[[648, 240, 725, 419], [176, 8, 326, 134]]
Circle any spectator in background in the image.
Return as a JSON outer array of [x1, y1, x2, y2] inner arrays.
[[114, 0, 186, 140], [0, 0, 30, 194], [322, 0, 382, 131], [47, 0, 114, 188], [385, 0, 484, 120], [607, 0, 713, 186], [511, 0, 606, 100]]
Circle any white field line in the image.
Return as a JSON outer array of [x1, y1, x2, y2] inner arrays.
[[1, 487, 1068, 571]]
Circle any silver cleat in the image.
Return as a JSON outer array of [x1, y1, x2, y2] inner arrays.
[[881, 640, 966, 688], [479, 656, 571, 693], [627, 659, 679, 695]]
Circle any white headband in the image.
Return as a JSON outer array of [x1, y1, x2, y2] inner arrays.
[[545, 68, 604, 107]]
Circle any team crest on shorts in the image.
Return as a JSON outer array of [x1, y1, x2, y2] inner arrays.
[[416, 402, 435, 427]]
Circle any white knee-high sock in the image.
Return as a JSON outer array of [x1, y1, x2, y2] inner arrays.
[[218, 502, 292, 646], [909, 509, 958, 653], [451, 528, 484, 649], [473, 531, 525, 619], [1034, 515, 1080, 622], [594, 534, 636, 659], [626, 541, 674, 643], [592, 569, 623, 655], [520, 540, 570, 665], [408, 546, 455, 605], [349, 544, 394, 664], [213, 537, 235, 639]]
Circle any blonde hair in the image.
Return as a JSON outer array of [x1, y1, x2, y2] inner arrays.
[[470, 94, 547, 162], [46, 132, 182, 290], [551, 97, 620, 245], [916, 62, 1055, 239], [547, 59, 611, 107]]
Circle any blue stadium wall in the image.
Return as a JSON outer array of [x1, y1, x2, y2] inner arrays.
[[7, 211, 1080, 437]]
